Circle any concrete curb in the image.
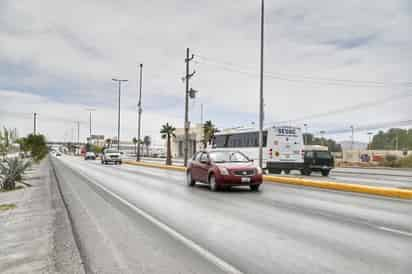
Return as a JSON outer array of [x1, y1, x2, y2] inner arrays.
[[124, 160, 186, 172], [124, 160, 412, 200]]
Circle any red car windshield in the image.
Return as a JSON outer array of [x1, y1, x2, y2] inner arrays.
[[209, 151, 249, 163]]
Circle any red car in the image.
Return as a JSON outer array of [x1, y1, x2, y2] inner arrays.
[[187, 150, 263, 191]]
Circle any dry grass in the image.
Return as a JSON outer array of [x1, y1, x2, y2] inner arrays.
[[0, 203, 16, 211], [0, 185, 24, 192]]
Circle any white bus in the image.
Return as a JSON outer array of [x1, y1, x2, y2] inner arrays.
[[211, 126, 305, 174]]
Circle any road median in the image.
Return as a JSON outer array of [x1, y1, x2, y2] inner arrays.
[[124, 160, 412, 199]]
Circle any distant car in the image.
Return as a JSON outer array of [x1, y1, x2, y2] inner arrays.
[[55, 152, 62, 157], [84, 152, 96, 160], [101, 149, 122, 165], [301, 150, 334, 176], [187, 150, 263, 191]]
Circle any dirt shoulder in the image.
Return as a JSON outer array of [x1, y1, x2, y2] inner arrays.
[[0, 158, 84, 274]]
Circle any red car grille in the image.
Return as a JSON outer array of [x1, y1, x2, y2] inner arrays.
[[233, 170, 255, 176]]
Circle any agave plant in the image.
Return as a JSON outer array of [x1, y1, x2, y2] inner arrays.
[[0, 157, 31, 190]]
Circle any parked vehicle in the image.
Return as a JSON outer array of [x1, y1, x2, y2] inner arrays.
[[211, 126, 304, 174], [84, 152, 96, 160], [101, 149, 122, 165], [187, 150, 263, 191], [301, 147, 334, 176]]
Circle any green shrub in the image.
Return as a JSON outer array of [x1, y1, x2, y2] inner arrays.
[[397, 155, 412, 168], [383, 154, 399, 167]]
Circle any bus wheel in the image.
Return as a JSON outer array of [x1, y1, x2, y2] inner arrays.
[[284, 170, 290, 175]]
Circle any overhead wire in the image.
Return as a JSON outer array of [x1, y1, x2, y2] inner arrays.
[[195, 55, 412, 88]]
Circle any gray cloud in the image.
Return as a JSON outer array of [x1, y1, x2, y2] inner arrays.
[[0, 0, 411, 143]]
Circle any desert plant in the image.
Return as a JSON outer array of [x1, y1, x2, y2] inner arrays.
[[384, 154, 399, 168], [0, 158, 31, 191]]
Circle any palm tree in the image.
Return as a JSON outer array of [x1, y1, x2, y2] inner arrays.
[[203, 120, 218, 148], [105, 138, 112, 148], [0, 157, 31, 190], [143, 136, 151, 156], [160, 123, 176, 165], [132, 137, 138, 156]]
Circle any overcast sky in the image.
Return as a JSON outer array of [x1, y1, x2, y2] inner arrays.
[[0, 0, 411, 144]]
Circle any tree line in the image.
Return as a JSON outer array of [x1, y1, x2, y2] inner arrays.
[[370, 128, 412, 150]]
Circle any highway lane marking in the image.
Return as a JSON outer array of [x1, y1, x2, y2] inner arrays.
[[377, 226, 412, 237], [66, 159, 244, 274]]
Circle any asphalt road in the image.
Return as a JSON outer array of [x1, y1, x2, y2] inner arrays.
[[51, 155, 412, 274], [134, 157, 412, 189]]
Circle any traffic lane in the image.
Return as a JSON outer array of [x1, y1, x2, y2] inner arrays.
[[65, 157, 412, 274], [334, 167, 412, 177], [276, 169, 412, 189], [98, 160, 412, 233], [126, 157, 411, 188], [51, 157, 226, 274]]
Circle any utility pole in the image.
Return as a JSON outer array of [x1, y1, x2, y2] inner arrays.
[[137, 64, 143, 161], [86, 108, 96, 143], [77, 121, 80, 144], [112, 78, 128, 152], [184, 48, 196, 167], [395, 135, 399, 151], [350, 125, 355, 150], [258, 0, 265, 168], [367, 132, 373, 150], [200, 103, 204, 126], [33, 112, 37, 135], [303, 123, 308, 145]]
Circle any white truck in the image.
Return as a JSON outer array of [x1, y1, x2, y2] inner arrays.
[[101, 149, 122, 165]]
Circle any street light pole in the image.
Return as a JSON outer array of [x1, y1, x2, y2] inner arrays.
[[367, 132, 373, 150], [258, 0, 265, 169], [303, 123, 308, 145], [86, 108, 96, 143], [112, 78, 128, 152], [350, 125, 354, 150], [137, 64, 143, 161]]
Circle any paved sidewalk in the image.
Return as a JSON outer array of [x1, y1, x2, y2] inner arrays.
[[0, 158, 84, 274]]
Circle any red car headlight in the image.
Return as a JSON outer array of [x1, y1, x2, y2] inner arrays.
[[218, 167, 230, 176]]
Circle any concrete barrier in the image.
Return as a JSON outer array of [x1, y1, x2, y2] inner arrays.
[[123, 160, 412, 199]]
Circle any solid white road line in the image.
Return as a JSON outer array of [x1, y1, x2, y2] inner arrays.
[[69, 160, 244, 274]]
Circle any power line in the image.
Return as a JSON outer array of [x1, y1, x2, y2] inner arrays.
[[317, 120, 412, 135], [267, 90, 412, 125], [0, 110, 88, 124], [195, 55, 412, 88]]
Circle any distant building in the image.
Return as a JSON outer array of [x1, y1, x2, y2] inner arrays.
[[87, 134, 105, 147], [170, 124, 204, 158]]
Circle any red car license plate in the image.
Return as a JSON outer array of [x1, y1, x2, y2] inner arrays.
[[241, 177, 251, 183]]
